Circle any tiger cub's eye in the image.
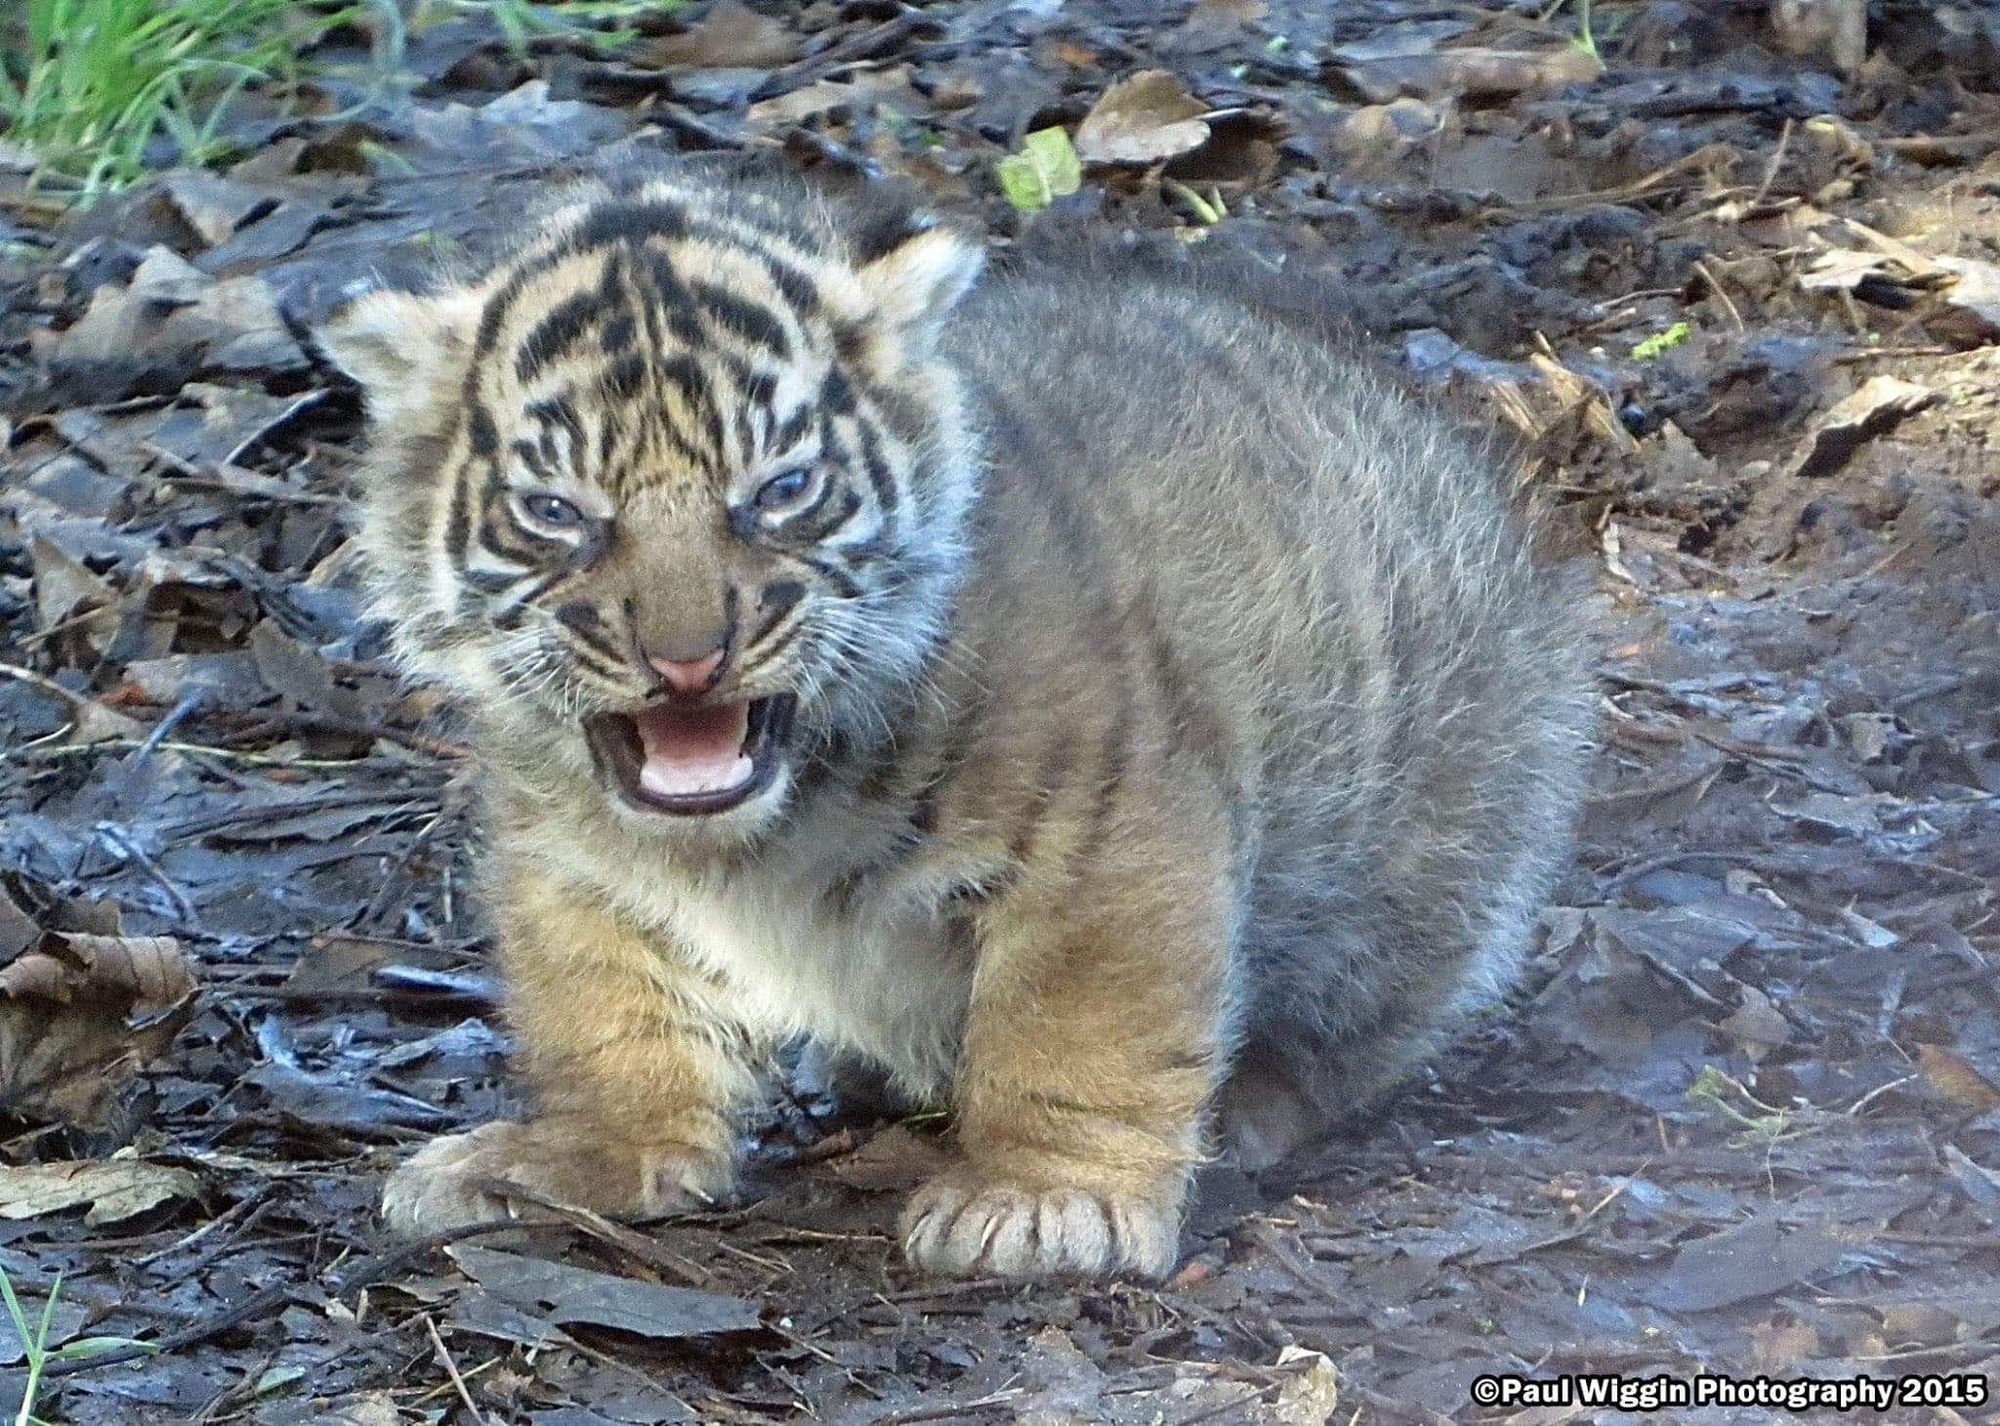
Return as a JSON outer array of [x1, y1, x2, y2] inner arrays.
[[753, 467, 816, 512], [515, 491, 586, 528]]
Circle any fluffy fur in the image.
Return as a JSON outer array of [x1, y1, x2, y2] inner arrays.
[[319, 162, 1593, 1280]]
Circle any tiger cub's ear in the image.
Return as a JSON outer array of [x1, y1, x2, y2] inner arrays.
[[853, 221, 984, 358], [317, 285, 481, 425]]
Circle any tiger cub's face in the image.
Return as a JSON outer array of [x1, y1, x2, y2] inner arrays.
[[320, 176, 983, 839]]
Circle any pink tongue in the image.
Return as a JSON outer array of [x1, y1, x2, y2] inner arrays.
[[631, 702, 753, 799]]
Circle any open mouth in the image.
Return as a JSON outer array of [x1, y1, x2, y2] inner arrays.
[[583, 694, 797, 816]]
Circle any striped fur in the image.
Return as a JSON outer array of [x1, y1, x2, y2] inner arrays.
[[321, 164, 1594, 1280]]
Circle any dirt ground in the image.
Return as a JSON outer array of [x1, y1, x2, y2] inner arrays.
[[2, 0, 1999, 1421]]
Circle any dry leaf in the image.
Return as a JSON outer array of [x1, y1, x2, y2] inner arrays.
[[1075, 70, 1211, 166], [1770, 0, 1867, 73], [447, 1245, 759, 1339], [821, 1124, 952, 1193], [28, 537, 118, 649], [1720, 986, 1792, 1057], [0, 929, 199, 1129], [1271, 1346, 1340, 1425], [1930, 255, 2000, 346], [1181, 0, 1267, 29], [643, 0, 799, 69], [1338, 46, 1602, 104], [1916, 1044, 2000, 1113], [0, 1158, 199, 1226], [1786, 376, 1935, 479]]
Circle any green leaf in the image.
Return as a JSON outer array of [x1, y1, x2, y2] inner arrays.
[[997, 126, 1081, 213], [49, 1336, 156, 1362], [251, 1364, 306, 1395], [1631, 321, 1691, 360]]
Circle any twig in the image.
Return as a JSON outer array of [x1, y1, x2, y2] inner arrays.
[[12, 738, 380, 770], [871, 1389, 1025, 1424], [1843, 1074, 1918, 1117], [132, 1193, 272, 1269], [330, 1219, 567, 1297], [424, 1315, 493, 1426], [466, 1176, 723, 1289], [164, 790, 442, 840], [93, 822, 199, 926], [1177, 1381, 1283, 1426], [1694, 258, 1745, 333], [1598, 848, 1743, 896], [750, 7, 932, 101], [1830, 345, 1959, 363], [138, 441, 340, 506], [0, 661, 90, 709], [1750, 116, 1793, 208], [40, 1282, 297, 1378]]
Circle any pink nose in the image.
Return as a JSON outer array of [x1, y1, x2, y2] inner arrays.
[[649, 646, 724, 694]]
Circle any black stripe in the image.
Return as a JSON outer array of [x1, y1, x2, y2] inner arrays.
[[1007, 732, 1080, 869], [749, 580, 806, 645], [514, 289, 602, 381], [515, 439, 557, 482], [697, 374, 731, 466], [761, 254, 820, 318], [772, 404, 814, 453], [819, 366, 856, 416], [534, 418, 564, 471], [466, 401, 499, 459], [854, 418, 899, 514], [602, 354, 647, 401], [632, 245, 705, 348], [482, 502, 561, 564], [832, 319, 868, 363], [692, 280, 791, 357], [808, 487, 863, 540], [505, 566, 571, 614], [909, 766, 946, 836], [798, 554, 863, 600], [444, 457, 474, 572], [462, 566, 525, 595], [566, 198, 692, 253], [1141, 609, 1232, 792], [743, 614, 809, 673], [596, 402, 623, 471], [635, 351, 725, 469], [655, 354, 708, 407], [556, 601, 628, 666], [1076, 703, 1134, 865], [526, 395, 585, 447], [831, 530, 892, 567], [465, 199, 683, 369], [471, 265, 533, 365]]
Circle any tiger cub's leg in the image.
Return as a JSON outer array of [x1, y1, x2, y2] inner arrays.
[[900, 834, 1235, 1280], [381, 866, 748, 1236]]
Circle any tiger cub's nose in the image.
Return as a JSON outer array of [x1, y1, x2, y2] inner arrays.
[[647, 645, 725, 695]]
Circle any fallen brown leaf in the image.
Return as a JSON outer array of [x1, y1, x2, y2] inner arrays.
[[0, 928, 199, 1129], [1786, 375, 1935, 479], [1916, 1044, 2000, 1113], [1337, 46, 1602, 104], [1075, 70, 1212, 166], [0, 1158, 200, 1227], [642, 0, 798, 69]]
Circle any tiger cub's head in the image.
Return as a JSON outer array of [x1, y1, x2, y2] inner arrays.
[[319, 168, 983, 839]]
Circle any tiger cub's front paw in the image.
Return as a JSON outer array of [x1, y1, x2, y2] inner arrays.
[[380, 1119, 733, 1238], [899, 1171, 1181, 1280]]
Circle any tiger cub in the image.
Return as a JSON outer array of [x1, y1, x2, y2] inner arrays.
[[319, 162, 1592, 1280]]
